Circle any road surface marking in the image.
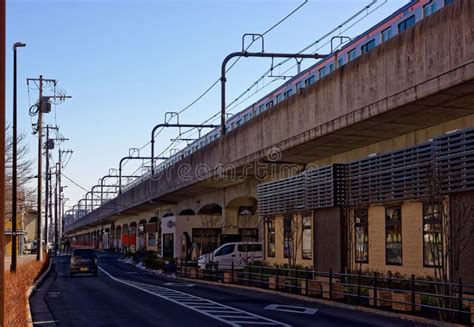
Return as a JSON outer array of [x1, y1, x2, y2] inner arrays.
[[164, 282, 196, 287], [264, 304, 318, 315], [100, 267, 290, 327]]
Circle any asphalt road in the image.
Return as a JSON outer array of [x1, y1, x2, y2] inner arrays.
[[31, 252, 420, 327]]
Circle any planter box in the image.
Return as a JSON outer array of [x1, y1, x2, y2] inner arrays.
[[391, 291, 421, 311], [300, 280, 323, 296], [268, 276, 286, 290], [187, 267, 203, 279], [322, 282, 344, 299], [223, 271, 238, 283], [368, 289, 392, 307]]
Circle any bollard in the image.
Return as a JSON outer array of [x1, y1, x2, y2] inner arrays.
[[276, 266, 280, 290], [305, 267, 309, 296], [357, 270, 361, 303], [294, 266, 298, 293], [247, 265, 250, 286], [231, 261, 235, 283], [374, 271, 378, 308], [458, 278, 463, 322], [329, 268, 333, 300]]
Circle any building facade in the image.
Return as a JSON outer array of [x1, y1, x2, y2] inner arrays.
[[259, 120, 474, 284]]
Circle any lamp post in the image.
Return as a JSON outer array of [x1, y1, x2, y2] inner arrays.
[[11, 41, 26, 272]]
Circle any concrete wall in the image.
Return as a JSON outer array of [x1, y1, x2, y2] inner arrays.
[[310, 114, 474, 167], [67, 0, 474, 233]]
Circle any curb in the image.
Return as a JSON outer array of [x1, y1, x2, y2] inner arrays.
[[26, 257, 53, 327], [176, 276, 462, 327]]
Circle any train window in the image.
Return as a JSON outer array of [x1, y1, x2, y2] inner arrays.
[[338, 57, 344, 67], [276, 93, 283, 103], [382, 27, 392, 42], [398, 15, 415, 33], [236, 119, 242, 127], [296, 81, 305, 90], [444, 0, 453, 5], [319, 67, 328, 78], [348, 49, 356, 62], [361, 39, 376, 54], [304, 75, 315, 87], [244, 113, 250, 122], [329, 63, 334, 73], [258, 104, 265, 113], [265, 100, 274, 110], [284, 89, 293, 98], [424, 1, 436, 16]]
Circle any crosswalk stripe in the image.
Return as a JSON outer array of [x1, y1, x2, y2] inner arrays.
[[99, 267, 290, 327]]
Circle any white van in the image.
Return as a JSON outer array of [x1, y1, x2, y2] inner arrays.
[[198, 242, 263, 270]]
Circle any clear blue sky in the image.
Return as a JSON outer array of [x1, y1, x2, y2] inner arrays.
[[6, 0, 408, 210]]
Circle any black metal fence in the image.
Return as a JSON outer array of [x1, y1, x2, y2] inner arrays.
[[178, 261, 474, 325]]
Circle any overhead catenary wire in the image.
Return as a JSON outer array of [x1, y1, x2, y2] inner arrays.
[[155, 0, 388, 156], [117, 0, 309, 171], [75, 0, 389, 207]]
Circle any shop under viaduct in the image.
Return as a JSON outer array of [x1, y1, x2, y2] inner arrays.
[[65, 0, 474, 243]]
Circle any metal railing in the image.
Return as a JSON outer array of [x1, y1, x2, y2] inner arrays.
[[177, 261, 474, 325]]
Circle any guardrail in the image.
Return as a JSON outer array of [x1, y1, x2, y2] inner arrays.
[[177, 261, 474, 325]]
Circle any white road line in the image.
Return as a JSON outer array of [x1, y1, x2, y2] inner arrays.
[[99, 267, 290, 327], [264, 304, 318, 315]]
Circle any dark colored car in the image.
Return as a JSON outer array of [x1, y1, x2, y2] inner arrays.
[[70, 249, 98, 276]]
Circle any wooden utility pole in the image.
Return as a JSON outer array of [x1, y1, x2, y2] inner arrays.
[[27, 76, 70, 261]]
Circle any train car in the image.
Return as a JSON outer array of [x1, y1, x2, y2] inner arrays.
[[151, 0, 454, 177]]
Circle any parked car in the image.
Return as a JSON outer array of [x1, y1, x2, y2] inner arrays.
[[70, 249, 98, 276], [24, 241, 36, 254], [25, 240, 45, 254], [198, 242, 262, 270]]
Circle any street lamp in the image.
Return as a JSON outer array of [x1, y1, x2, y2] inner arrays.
[[11, 41, 26, 272]]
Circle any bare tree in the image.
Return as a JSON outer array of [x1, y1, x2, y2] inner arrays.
[[199, 214, 222, 255], [343, 204, 368, 274], [4, 124, 35, 217], [425, 167, 474, 320], [279, 212, 304, 268]]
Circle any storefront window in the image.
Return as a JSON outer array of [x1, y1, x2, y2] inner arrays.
[[192, 228, 220, 254], [302, 215, 312, 260], [148, 233, 156, 247], [423, 203, 443, 267], [355, 208, 368, 263], [267, 218, 275, 257], [385, 207, 402, 265]]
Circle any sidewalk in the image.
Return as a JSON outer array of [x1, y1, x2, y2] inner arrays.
[[4, 254, 36, 270]]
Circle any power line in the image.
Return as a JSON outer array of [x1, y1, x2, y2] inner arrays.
[[117, 1, 309, 171]]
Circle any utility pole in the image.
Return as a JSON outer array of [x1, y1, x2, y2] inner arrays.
[[36, 75, 43, 261], [27, 76, 71, 261], [55, 149, 71, 251], [54, 162, 59, 254], [43, 124, 59, 248], [1, 0, 7, 321], [11, 41, 26, 272]]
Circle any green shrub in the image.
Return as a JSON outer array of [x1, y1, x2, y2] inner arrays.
[[144, 256, 166, 270]]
